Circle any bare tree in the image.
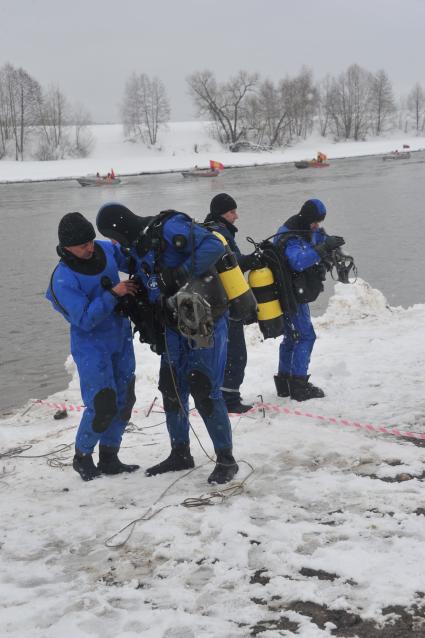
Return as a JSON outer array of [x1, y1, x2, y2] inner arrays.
[[3, 63, 41, 160], [0, 67, 13, 158], [245, 79, 290, 147], [317, 75, 333, 137], [241, 71, 319, 148], [122, 73, 170, 145], [34, 84, 70, 159], [349, 64, 373, 140], [70, 103, 94, 157], [285, 67, 318, 139], [187, 69, 258, 144], [407, 83, 425, 133], [328, 64, 373, 140], [369, 69, 395, 135]]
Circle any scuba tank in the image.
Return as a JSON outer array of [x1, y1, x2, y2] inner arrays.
[[248, 267, 284, 339], [247, 235, 299, 338], [212, 231, 257, 324]]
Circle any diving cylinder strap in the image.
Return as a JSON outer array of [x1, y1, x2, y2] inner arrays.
[[248, 267, 284, 338], [212, 231, 257, 324]]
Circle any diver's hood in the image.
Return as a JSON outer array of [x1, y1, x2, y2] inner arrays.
[[96, 203, 153, 247], [285, 199, 327, 231]]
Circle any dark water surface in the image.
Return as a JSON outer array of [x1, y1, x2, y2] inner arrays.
[[1, 153, 424, 413]]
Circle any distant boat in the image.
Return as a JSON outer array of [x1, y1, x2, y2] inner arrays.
[[77, 175, 121, 187], [181, 168, 220, 178], [294, 160, 330, 169], [382, 151, 411, 161]]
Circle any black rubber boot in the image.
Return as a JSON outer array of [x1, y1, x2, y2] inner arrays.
[[289, 375, 325, 401], [207, 449, 239, 484], [274, 373, 290, 397], [145, 443, 194, 477], [226, 400, 253, 414], [73, 450, 101, 481], [98, 445, 140, 475]]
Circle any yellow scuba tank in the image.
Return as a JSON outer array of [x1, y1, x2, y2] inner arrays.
[[212, 231, 257, 324], [248, 267, 284, 338]]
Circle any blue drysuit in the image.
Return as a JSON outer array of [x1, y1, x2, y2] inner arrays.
[[274, 225, 325, 377], [46, 240, 136, 454], [137, 213, 233, 451]]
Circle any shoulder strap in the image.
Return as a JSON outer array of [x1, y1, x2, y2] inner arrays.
[[146, 210, 192, 248], [156, 209, 193, 228], [274, 231, 302, 250], [150, 210, 197, 272]]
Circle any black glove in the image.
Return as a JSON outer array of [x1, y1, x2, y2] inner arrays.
[[325, 235, 345, 250], [314, 235, 345, 258], [157, 265, 188, 296]]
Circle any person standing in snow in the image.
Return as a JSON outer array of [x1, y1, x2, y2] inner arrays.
[[204, 193, 261, 413], [96, 204, 239, 485], [46, 212, 140, 481], [272, 199, 345, 401]]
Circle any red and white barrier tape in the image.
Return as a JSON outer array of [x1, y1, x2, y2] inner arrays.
[[255, 402, 425, 441], [34, 399, 84, 412], [32, 399, 158, 416], [32, 399, 425, 442]]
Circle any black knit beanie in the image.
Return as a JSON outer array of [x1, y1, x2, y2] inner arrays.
[[209, 193, 237, 220], [58, 212, 96, 247]]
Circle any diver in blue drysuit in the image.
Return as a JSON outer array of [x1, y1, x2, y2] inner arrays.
[[96, 204, 239, 485], [272, 199, 345, 401], [46, 212, 139, 481]]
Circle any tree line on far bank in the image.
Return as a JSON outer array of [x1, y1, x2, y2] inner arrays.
[[123, 64, 425, 149], [1, 61, 424, 161]]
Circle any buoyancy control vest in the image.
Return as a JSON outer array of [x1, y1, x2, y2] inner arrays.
[[151, 211, 228, 317], [276, 233, 326, 304]]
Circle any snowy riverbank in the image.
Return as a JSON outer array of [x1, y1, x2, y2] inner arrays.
[[2, 280, 425, 636], [0, 122, 424, 183]]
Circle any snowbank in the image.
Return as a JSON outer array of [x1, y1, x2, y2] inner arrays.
[[2, 281, 425, 636], [0, 122, 424, 183]]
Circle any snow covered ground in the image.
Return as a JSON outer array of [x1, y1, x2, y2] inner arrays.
[[2, 280, 425, 637], [0, 121, 424, 183]]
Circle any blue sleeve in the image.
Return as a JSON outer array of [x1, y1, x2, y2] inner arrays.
[[47, 268, 118, 331], [285, 238, 322, 272], [98, 239, 131, 274], [131, 249, 161, 304], [112, 243, 131, 273], [311, 228, 326, 246], [163, 216, 225, 276]]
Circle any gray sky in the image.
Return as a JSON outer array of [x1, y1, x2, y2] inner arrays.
[[1, 0, 424, 122]]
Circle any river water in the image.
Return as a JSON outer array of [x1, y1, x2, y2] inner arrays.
[[1, 152, 424, 414]]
